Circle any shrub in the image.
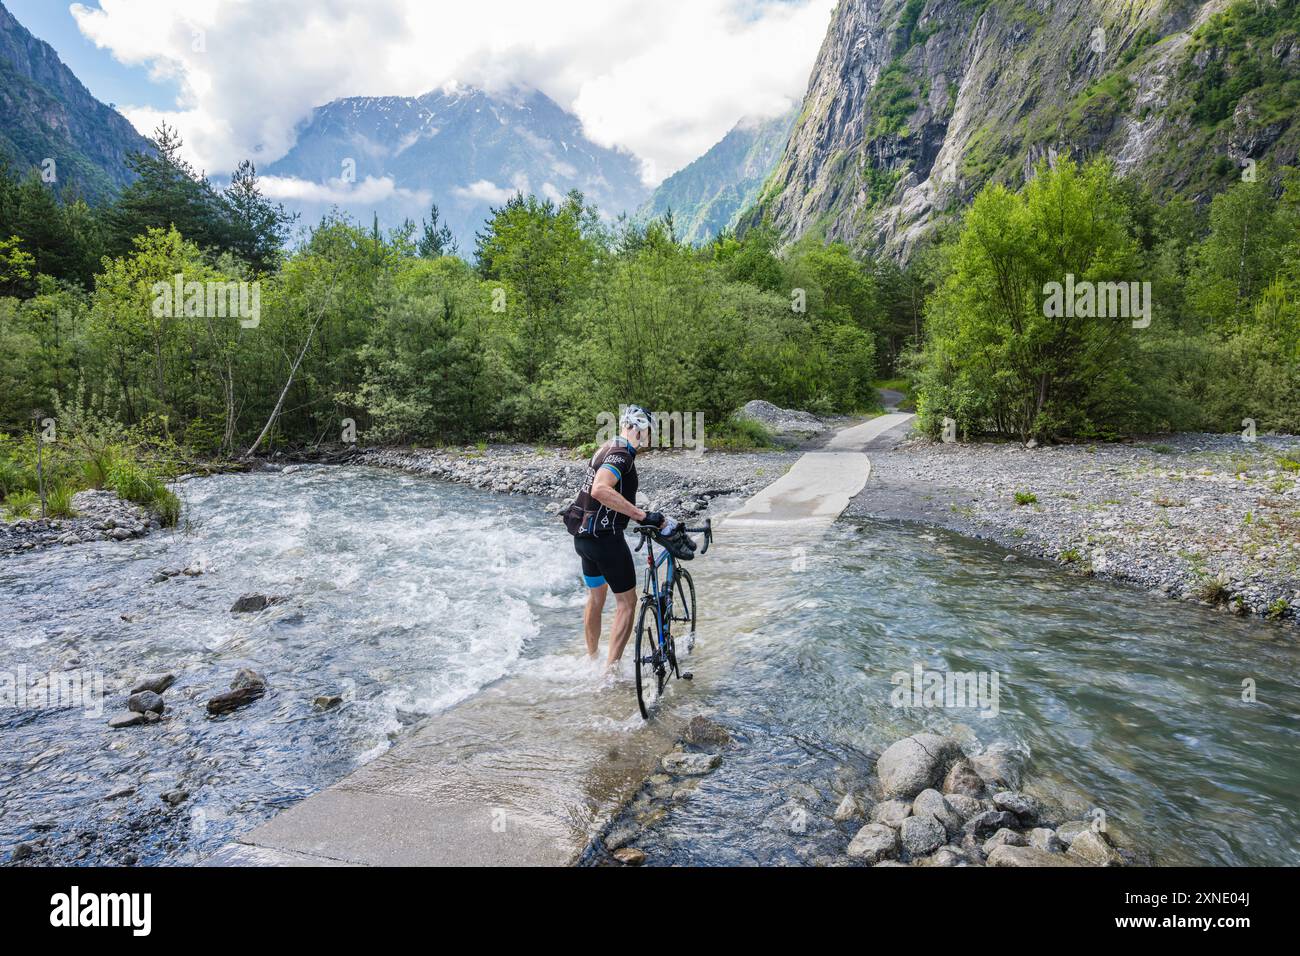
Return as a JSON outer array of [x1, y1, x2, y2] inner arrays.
[[1014, 491, 1038, 506], [2, 489, 37, 520], [46, 481, 77, 519], [709, 416, 775, 450]]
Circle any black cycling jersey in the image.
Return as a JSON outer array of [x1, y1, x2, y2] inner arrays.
[[569, 438, 639, 536]]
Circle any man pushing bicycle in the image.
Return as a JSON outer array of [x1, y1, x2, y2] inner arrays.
[[563, 405, 689, 676]]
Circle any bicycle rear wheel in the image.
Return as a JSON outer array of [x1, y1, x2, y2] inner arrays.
[[634, 598, 666, 719]]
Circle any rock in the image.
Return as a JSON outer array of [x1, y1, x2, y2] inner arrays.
[[612, 847, 646, 866], [983, 828, 1027, 854], [900, 814, 946, 856], [604, 824, 639, 851], [1028, 827, 1064, 853], [912, 789, 962, 835], [131, 673, 175, 695], [127, 690, 165, 714], [964, 809, 1019, 837], [846, 823, 898, 864], [684, 715, 730, 747], [992, 790, 1042, 824], [160, 789, 188, 807], [1056, 820, 1092, 846], [917, 846, 968, 867], [970, 750, 1022, 791], [206, 685, 265, 715], [313, 694, 343, 710], [944, 793, 985, 822], [230, 593, 278, 613], [103, 787, 136, 801], [661, 752, 720, 776], [987, 845, 1083, 867], [942, 759, 986, 797], [107, 713, 144, 729], [876, 733, 964, 799], [231, 668, 267, 690], [833, 792, 863, 822], [11, 843, 34, 862], [1068, 829, 1124, 866], [870, 799, 912, 828]]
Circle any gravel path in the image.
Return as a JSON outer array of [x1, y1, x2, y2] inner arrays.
[[851, 430, 1300, 627]]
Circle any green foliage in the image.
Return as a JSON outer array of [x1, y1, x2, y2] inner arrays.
[[1014, 491, 1038, 506], [709, 416, 775, 450], [3, 488, 36, 520], [1181, 0, 1300, 127], [45, 480, 77, 519]]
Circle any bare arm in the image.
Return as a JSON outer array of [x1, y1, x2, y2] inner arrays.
[[590, 468, 650, 523]]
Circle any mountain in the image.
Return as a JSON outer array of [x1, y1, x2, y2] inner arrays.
[[751, 0, 1300, 258], [264, 85, 650, 250], [639, 105, 798, 244], [0, 1, 151, 201]]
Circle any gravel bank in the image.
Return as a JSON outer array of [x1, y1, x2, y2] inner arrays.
[[853, 430, 1300, 627], [0, 490, 161, 557]]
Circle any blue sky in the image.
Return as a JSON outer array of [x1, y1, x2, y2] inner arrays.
[[5, 1, 176, 110]]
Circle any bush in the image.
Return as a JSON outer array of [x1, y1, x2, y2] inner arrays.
[[46, 481, 77, 519], [1014, 491, 1038, 506], [2, 488, 37, 520], [708, 416, 775, 450]]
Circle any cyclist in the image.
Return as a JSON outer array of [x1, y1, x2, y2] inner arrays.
[[564, 405, 678, 675]]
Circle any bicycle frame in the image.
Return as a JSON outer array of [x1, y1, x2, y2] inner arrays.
[[640, 540, 677, 654]]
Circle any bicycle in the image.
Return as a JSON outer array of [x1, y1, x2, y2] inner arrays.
[[629, 518, 713, 719]]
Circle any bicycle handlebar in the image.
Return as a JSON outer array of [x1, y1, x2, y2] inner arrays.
[[630, 517, 713, 555]]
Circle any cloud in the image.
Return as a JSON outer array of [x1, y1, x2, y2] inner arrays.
[[260, 174, 430, 206], [69, 0, 834, 185], [451, 179, 517, 204]]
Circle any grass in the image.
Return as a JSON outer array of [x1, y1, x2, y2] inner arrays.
[[1265, 598, 1290, 621], [1014, 491, 1038, 506], [1194, 574, 1232, 606], [2, 489, 37, 520], [708, 416, 775, 451]]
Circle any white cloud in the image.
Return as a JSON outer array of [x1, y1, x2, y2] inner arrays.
[[260, 174, 429, 206], [69, 0, 834, 185], [452, 179, 517, 204]]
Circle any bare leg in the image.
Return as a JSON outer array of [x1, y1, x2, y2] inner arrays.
[[583, 584, 608, 659], [605, 588, 639, 673]]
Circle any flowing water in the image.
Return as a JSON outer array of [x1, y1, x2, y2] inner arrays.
[[1, 466, 1297, 865]]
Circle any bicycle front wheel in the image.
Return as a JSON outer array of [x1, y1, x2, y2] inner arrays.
[[634, 598, 666, 720]]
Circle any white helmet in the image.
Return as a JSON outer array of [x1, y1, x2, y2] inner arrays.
[[620, 404, 652, 431]]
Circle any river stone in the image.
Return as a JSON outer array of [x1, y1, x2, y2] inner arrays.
[[833, 793, 863, 823], [1068, 829, 1124, 866], [313, 694, 343, 710], [917, 846, 967, 867], [661, 752, 720, 776], [944, 793, 985, 822], [1028, 827, 1064, 853], [900, 814, 946, 856], [604, 824, 639, 851], [942, 758, 986, 798], [230, 593, 285, 613], [206, 685, 265, 715], [992, 790, 1041, 824], [846, 824, 898, 864], [612, 847, 646, 866], [970, 750, 1022, 791], [231, 668, 267, 690], [131, 673, 175, 695], [127, 690, 164, 714], [876, 733, 964, 799], [987, 845, 1083, 867], [983, 828, 1027, 854], [1056, 820, 1092, 846], [160, 789, 188, 807], [870, 799, 912, 828], [107, 713, 144, 729], [912, 789, 962, 835], [684, 715, 730, 747], [964, 809, 1019, 837]]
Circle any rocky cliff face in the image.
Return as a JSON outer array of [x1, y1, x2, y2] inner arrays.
[[0, 1, 151, 200], [754, 0, 1299, 258]]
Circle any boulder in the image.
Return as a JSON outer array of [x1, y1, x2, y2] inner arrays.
[[231, 668, 267, 690], [661, 752, 720, 776], [870, 799, 912, 828], [206, 685, 265, 715], [1056, 820, 1092, 846], [942, 759, 986, 798], [944, 793, 985, 822], [846, 824, 898, 864], [1068, 829, 1124, 866], [107, 713, 144, 729], [127, 691, 164, 714], [684, 715, 730, 747], [982, 828, 1027, 854], [131, 673, 175, 695], [987, 845, 1083, 867], [612, 847, 646, 866], [313, 694, 343, 710], [916, 847, 968, 867], [964, 809, 1019, 837], [876, 733, 964, 799], [970, 749, 1022, 791], [160, 789, 188, 807], [833, 793, 864, 823], [992, 790, 1041, 824], [912, 789, 962, 835], [1028, 827, 1064, 853], [900, 814, 947, 856], [230, 593, 282, 613]]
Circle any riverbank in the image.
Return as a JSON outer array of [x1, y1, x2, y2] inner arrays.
[[0, 490, 161, 556], [854, 430, 1300, 627]]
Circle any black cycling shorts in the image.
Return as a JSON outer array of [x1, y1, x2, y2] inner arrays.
[[574, 533, 636, 594]]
